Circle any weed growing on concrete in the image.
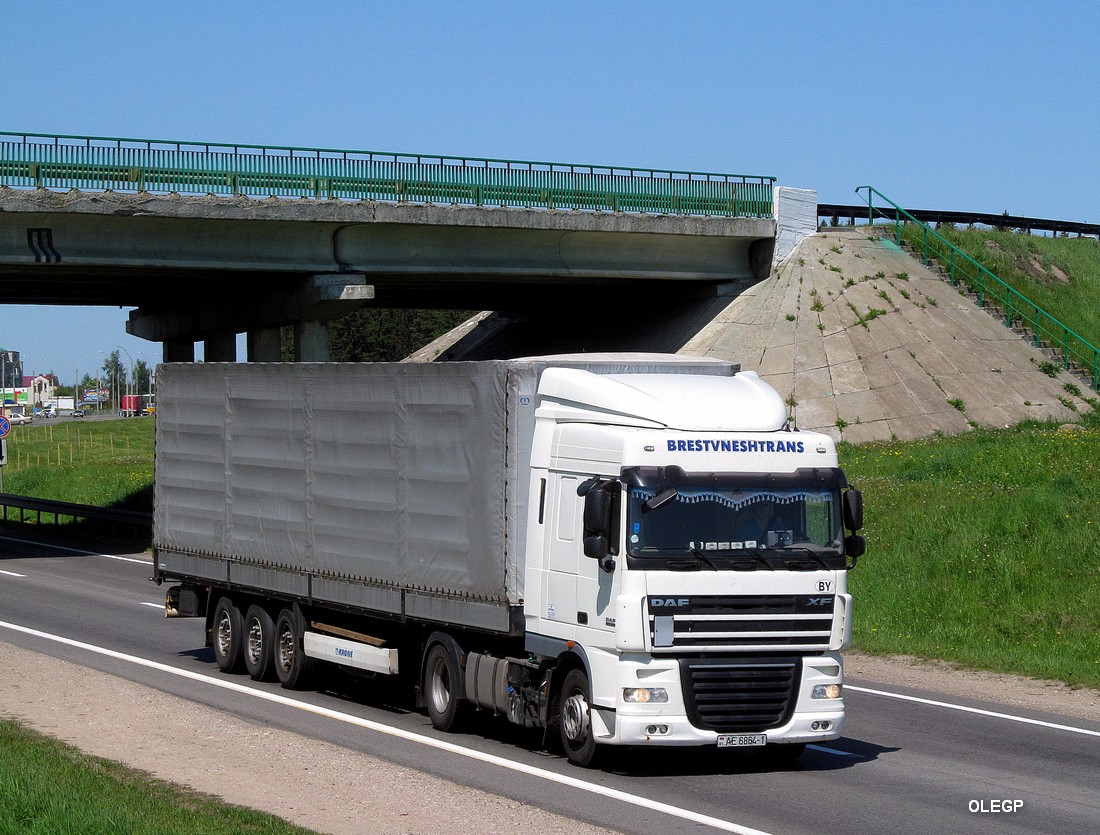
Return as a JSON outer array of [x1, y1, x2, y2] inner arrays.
[[1058, 395, 1078, 412], [1064, 382, 1082, 397], [895, 271, 909, 280], [785, 313, 796, 321], [1038, 361, 1060, 378], [948, 398, 966, 412], [811, 299, 824, 312]]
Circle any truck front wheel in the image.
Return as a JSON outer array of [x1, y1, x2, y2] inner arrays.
[[558, 668, 598, 767], [273, 608, 314, 690], [424, 643, 468, 732], [212, 596, 243, 674]]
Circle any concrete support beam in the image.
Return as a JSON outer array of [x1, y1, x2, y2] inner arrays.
[[247, 328, 283, 362], [127, 274, 374, 344], [294, 321, 329, 361]]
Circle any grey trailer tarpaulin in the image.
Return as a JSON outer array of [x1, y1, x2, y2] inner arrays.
[[153, 357, 736, 633]]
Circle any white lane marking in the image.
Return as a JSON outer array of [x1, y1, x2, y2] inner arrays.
[[0, 535, 149, 565], [807, 744, 859, 757], [0, 569, 27, 577], [140, 602, 163, 609], [847, 685, 1100, 738], [0, 619, 771, 835]]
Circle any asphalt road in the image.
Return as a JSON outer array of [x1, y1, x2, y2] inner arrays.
[[1, 533, 1097, 834]]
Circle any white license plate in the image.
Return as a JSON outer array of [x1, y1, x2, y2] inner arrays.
[[717, 733, 767, 748]]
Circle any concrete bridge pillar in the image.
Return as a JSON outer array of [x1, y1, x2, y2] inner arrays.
[[294, 321, 329, 361], [204, 333, 237, 362], [247, 328, 283, 362], [163, 338, 195, 363]]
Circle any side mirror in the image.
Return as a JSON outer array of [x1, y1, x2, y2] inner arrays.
[[584, 533, 608, 560], [583, 488, 611, 536], [845, 533, 865, 559], [843, 489, 864, 531], [582, 484, 617, 571]]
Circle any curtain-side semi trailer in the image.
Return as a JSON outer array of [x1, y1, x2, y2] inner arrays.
[[152, 356, 865, 767]]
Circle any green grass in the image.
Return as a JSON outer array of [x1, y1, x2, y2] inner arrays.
[[901, 224, 1100, 348], [842, 415, 1100, 689], [0, 718, 313, 834], [1, 418, 154, 511]]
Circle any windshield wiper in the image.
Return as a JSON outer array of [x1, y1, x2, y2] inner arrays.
[[688, 546, 719, 571], [768, 546, 835, 569]]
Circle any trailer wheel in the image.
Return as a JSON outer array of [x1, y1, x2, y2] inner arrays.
[[424, 643, 468, 732], [558, 668, 598, 767], [273, 607, 314, 690], [243, 605, 276, 681], [212, 596, 244, 674]]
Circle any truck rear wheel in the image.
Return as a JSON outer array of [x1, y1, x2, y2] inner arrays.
[[558, 668, 598, 767], [243, 605, 275, 681], [212, 596, 244, 674], [424, 643, 468, 732], [273, 607, 314, 690]]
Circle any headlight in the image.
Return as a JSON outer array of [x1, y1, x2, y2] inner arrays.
[[812, 683, 842, 699], [623, 687, 669, 704]]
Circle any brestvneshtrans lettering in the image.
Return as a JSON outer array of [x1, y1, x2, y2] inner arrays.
[[666, 439, 806, 454]]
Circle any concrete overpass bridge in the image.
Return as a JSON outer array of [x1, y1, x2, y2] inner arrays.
[[0, 131, 782, 361]]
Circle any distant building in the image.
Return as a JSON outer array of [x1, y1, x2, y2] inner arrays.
[[22, 374, 57, 407]]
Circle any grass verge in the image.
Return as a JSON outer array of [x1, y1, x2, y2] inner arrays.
[[0, 718, 312, 834], [843, 416, 1100, 689], [0, 417, 153, 511]]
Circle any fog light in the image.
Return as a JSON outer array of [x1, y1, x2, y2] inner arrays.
[[623, 687, 669, 704], [644, 724, 670, 736], [812, 683, 842, 700], [811, 720, 833, 731]]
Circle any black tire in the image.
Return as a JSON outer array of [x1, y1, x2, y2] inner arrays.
[[273, 607, 314, 690], [423, 643, 468, 732], [211, 596, 244, 674], [558, 668, 599, 767], [243, 604, 276, 681]]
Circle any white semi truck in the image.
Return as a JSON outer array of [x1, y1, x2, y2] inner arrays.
[[152, 356, 864, 767]]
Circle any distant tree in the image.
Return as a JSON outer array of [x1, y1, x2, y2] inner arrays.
[[328, 309, 474, 362], [133, 359, 152, 395], [102, 351, 127, 406]]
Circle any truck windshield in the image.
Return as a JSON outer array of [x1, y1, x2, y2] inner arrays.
[[623, 468, 847, 570]]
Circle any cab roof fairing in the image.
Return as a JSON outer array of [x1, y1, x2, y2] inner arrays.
[[534, 368, 788, 431]]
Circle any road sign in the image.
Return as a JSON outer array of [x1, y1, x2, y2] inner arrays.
[[0, 437, 6, 466], [0, 416, 9, 438]]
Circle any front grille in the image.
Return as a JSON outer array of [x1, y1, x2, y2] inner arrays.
[[680, 656, 800, 732], [648, 594, 834, 652]]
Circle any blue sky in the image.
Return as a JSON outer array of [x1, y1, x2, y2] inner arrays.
[[2, 0, 1098, 383]]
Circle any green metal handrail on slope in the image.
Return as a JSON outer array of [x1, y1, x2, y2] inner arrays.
[[856, 185, 1100, 391], [0, 131, 775, 218]]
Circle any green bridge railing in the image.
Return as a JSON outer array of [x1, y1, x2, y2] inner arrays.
[[856, 185, 1100, 390], [0, 131, 775, 218]]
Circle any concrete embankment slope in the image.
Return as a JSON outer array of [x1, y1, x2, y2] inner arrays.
[[681, 227, 1083, 441]]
